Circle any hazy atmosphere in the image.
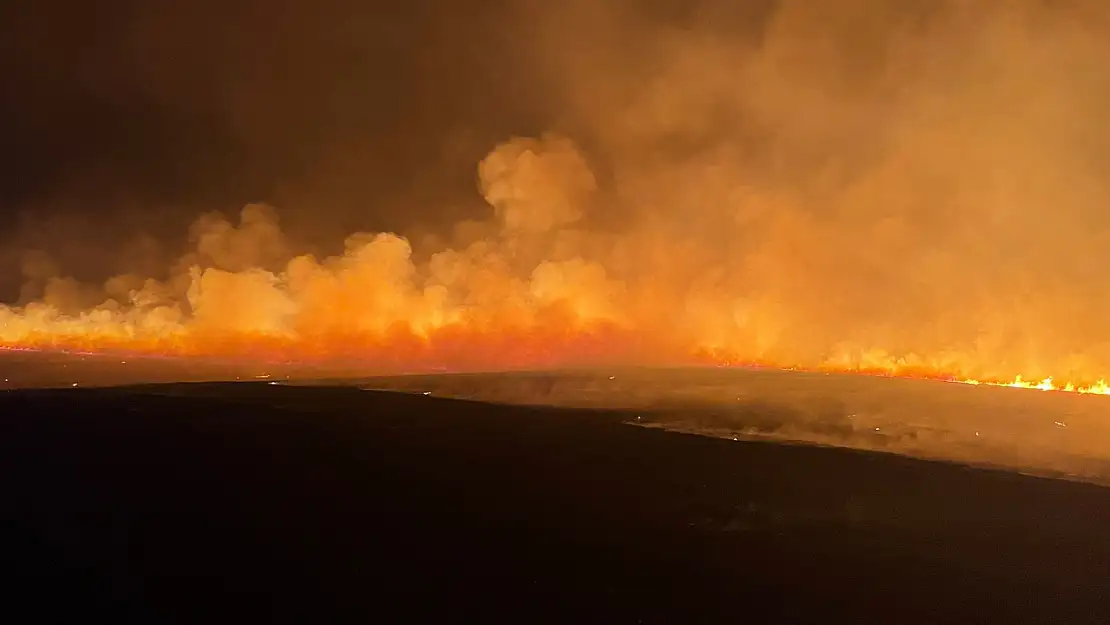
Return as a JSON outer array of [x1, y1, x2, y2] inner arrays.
[[4, 0, 1110, 384]]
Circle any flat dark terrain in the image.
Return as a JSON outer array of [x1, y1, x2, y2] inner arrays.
[[3, 381, 1110, 624]]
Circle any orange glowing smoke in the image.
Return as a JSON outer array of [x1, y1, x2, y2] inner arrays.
[[0, 137, 675, 373], [4, 133, 1110, 396]]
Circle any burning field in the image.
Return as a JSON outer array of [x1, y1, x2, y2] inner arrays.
[[9, 3, 1110, 622], [5, 2, 1110, 477]]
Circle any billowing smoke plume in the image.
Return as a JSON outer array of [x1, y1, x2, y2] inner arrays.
[[4, 0, 1110, 383]]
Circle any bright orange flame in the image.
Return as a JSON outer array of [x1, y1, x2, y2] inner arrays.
[[954, 375, 1110, 396], [6, 315, 1110, 398], [697, 345, 1110, 399]]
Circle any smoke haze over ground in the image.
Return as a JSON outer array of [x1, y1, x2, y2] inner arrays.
[[4, 0, 1110, 384]]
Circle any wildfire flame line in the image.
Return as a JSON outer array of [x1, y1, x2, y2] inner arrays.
[[955, 376, 1110, 396], [6, 134, 1110, 395], [6, 334, 1110, 399]]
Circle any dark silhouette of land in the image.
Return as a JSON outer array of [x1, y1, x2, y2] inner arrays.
[[3, 381, 1110, 624]]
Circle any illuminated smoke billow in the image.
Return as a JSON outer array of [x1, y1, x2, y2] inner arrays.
[[4, 0, 1110, 390]]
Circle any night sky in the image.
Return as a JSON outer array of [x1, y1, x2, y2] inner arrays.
[[1, 1, 546, 233]]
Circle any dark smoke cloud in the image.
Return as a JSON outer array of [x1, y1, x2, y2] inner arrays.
[[0, 0, 556, 279]]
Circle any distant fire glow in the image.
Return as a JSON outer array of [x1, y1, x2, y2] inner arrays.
[[956, 376, 1110, 397], [6, 2, 1110, 396], [4, 132, 1110, 396], [6, 133, 1110, 394]]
